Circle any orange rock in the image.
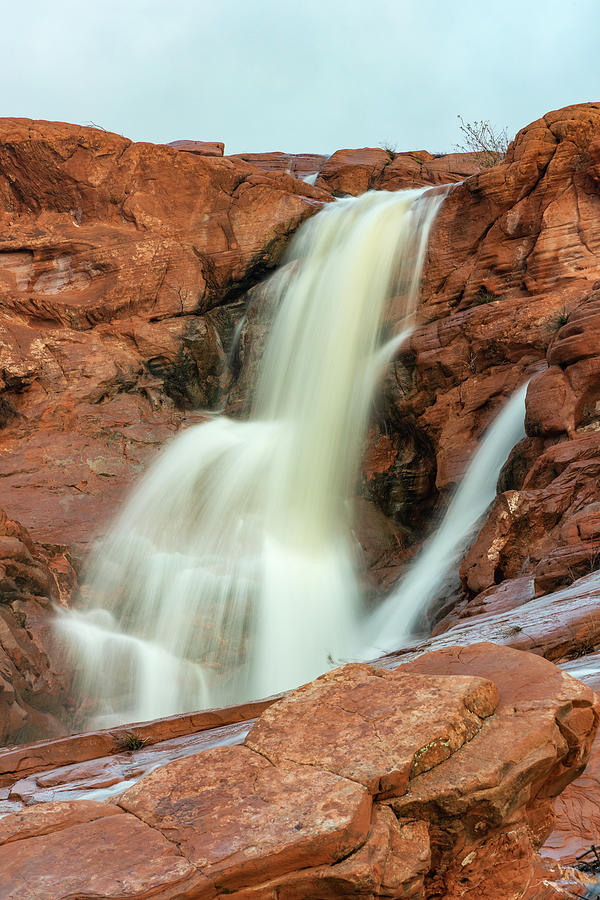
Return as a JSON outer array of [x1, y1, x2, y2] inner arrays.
[[0, 118, 329, 550], [391, 643, 599, 898], [0, 510, 76, 746], [228, 151, 328, 179], [118, 744, 372, 893], [246, 662, 497, 796], [224, 806, 430, 899], [314, 148, 482, 196], [168, 139, 224, 156], [0, 798, 122, 844], [0, 812, 208, 899], [0, 644, 596, 899]]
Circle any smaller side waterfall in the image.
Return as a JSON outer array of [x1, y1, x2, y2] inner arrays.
[[363, 383, 528, 658]]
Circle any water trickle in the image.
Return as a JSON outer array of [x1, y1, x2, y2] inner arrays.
[[57, 188, 446, 727], [363, 382, 529, 658]]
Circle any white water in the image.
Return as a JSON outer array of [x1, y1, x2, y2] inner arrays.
[[363, 382, 528, 658], [57, 188, 446, 727]]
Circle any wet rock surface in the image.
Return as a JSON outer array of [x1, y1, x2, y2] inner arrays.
[[0, 644, 596, 899], [372, 104, 600, 576]]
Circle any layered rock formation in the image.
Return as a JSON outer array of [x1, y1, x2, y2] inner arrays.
[[365, 104, 600, 583], [0, 643, 596, 899], [0, 117, 329, 553], [228, 151, 328, 179], [0, 510, 75, 745], [1, 103, 600, 894]]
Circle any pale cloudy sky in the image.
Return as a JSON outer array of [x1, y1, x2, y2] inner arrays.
[[4, 0, 599, 155]]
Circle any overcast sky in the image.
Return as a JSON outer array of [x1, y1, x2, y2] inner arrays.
[[4, 0, 599, 156]]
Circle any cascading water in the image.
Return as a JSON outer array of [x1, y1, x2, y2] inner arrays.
[[56, 187, 446, 727], [363, 382, 529, 659]]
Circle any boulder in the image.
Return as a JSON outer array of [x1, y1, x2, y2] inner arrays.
[[0, 644, 596, 898], [246, 663, 498, 795]]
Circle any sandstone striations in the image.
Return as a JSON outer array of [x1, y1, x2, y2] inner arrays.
[[0, 117, 329, 553], [0, 509, 75, 745]]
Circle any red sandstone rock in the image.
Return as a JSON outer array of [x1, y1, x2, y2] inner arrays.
[[316, 148, 391, 195], [1, 644, 596, 899], [168, 139, 225, 156], [246, 662, 498, 796], [0, 695, 274, 788], [314, 148, 482, 196], [118, 744, 372, 893], [0, 510, 76, 746], [0, 798, 122, 843], [374, 104, 600, 547], [0, 812, 207, 899], [391, 643, 599, 898], [225, 806, 430, 899], [0, 118, 329, 549], [228, 151, 328, 179], [459, 432, 600, 599]]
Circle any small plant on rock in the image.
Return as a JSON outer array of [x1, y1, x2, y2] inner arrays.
[[455, 116, 510, 168], [473, 289, 501, 306], [117, 732, 147, 751], [545, 306, 571, 334], [379, 141, 398, 160], [502, 624, 523, 637]]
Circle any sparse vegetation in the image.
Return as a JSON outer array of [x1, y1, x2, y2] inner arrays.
[[566, 542, 600, 584], [455, 116, 510, 168], [502, 624, 523, 637], [379, 141, 398, 160], [568, 640, 598, 660], [544, 306, 571, 335], [117, 732, 147, 751], [473, 289, 501, 305]]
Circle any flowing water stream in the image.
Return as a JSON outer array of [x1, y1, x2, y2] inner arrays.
[[363, 382, 528, 658], [57, 186, 526, 728], [57, 188, 444, 725]]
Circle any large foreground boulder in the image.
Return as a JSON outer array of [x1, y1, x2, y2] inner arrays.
[[0, 643, 596, 898]]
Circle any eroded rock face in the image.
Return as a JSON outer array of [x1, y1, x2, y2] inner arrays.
[[246, 663, 498, 795], [168, 139, 225, 156], [454, 289, 600, 602], [0, 118, 329, 551], [0, 118, 334, 744], [0, 510, 76, 746], [365, 103, 600, 591], [228, 151, 328, 179], [314, 148, 483, 196], [0, 644, 596, 899]]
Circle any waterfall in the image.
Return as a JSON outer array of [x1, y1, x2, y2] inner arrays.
[[56, 187, 446, 727], [363, 382, 529, 658]]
